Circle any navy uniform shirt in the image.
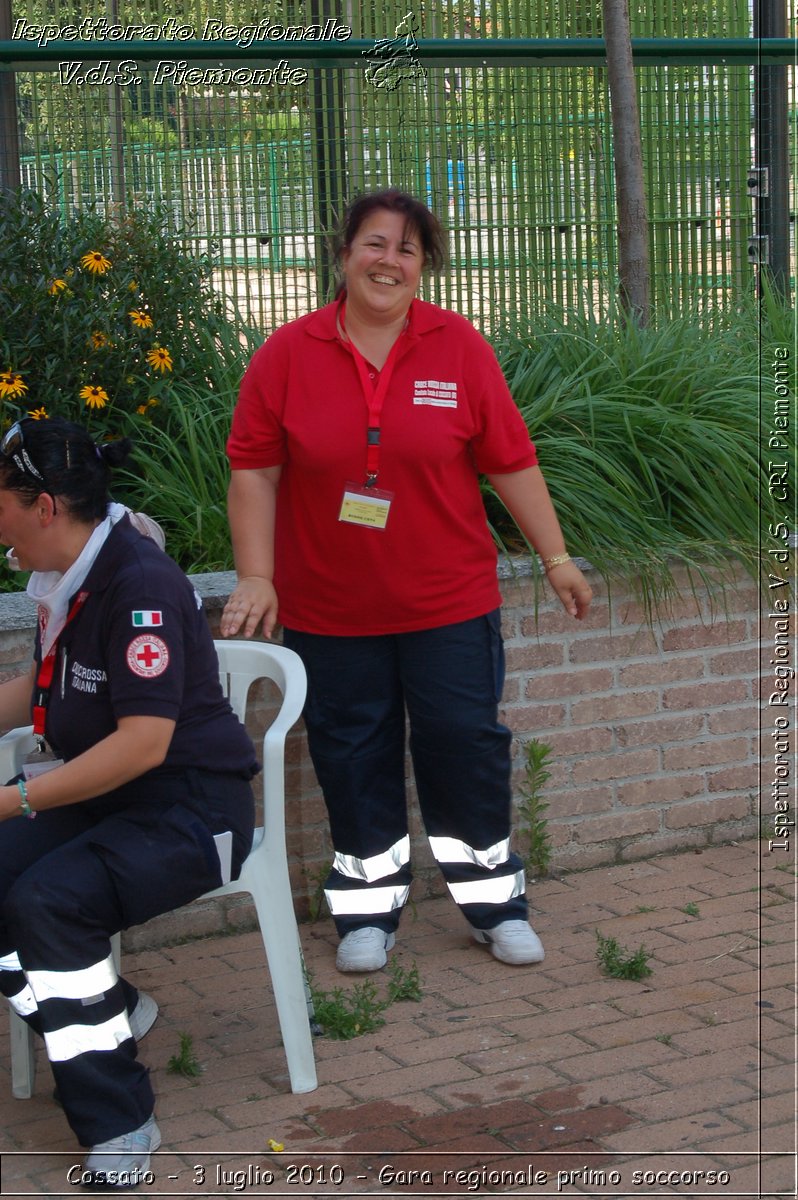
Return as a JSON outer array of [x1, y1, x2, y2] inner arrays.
[[34, 517, 258, 779]]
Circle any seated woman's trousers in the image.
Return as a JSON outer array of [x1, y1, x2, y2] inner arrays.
[[0, 769, 253, 1147]]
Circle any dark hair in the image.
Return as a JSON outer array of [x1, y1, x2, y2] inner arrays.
[[0, 416, 132, 522], [334, 188, 448, 272]]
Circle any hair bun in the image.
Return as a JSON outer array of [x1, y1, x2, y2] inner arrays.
[[97, 437, 133, 469]]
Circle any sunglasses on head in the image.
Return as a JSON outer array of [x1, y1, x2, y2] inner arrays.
[[0, 420, 62, 514], [0, 421, 47, 484]]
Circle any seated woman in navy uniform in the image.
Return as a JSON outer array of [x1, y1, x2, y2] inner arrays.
[[0, 416, 257, 1189]]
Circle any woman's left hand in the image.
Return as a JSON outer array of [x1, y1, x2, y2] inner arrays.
[[546, 561, 593, 620]]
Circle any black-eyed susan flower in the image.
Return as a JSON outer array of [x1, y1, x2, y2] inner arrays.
[[136, 397, 160, 416], [130, 309, 154, 330], [80, 384, 109, 410], [128, 279, 139, 292], [27, 407, 49, 420], [146, 345, 173, 373], [80, 250, 112, 275], [90, 331, 111, 350], [0, 371, 28, 400], [47, 278, 67, 296]]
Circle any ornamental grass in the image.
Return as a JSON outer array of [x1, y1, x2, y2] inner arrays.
[[487, 292, 794, 616]]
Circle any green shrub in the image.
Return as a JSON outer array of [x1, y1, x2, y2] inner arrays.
[[0, 188, 241, 438]]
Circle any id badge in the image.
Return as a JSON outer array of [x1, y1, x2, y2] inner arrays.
[[338, 482, 394, 530], [23, 757, 65, 780]]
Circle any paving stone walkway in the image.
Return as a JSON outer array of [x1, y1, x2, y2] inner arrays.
[[0, 841, 794, 1197]]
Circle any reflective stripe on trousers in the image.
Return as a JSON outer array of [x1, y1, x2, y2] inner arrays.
[[325, 834, 411, 916], [333, 835, 410, 883], [24, 952, 133, 1062], [325, 882, 411, 916], [446, 869, 526, 907], [0, 950, 37, 1019]]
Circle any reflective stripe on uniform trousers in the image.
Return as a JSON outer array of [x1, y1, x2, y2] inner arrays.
[[25, 952, 117, 1002], [333, 835, 410, 883], [24, 951, 132, 1062], [446, 869, 526, 907], [427, 835, 511, 870], [325, 882, 411, 916], [44, 1013, 133, 1063], [0, 949, 37, 1017]]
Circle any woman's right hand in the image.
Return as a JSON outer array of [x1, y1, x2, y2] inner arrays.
[[220, 577, 279, 640]]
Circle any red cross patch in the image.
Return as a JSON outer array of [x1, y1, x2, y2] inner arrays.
[[126, 634, 170, 678]]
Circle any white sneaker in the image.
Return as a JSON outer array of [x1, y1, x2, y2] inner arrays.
[[471, 920, 545, 965], [83, 1114, 161, 1188], [128, 992, 158, 1042], [336, 928, 396, 972]]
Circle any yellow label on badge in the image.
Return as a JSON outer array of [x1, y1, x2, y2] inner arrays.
[[339, 486, 392, 529]]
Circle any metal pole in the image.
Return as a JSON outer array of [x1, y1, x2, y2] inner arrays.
[[310, 0, 346, 305], [0, 0, 21, 192], [753, 0, 790, 296], [106, 0, 126, 207]]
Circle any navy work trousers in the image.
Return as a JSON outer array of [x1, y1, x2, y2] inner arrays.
[[284, 610, 527, 937], [0, 769, 254, 1147]]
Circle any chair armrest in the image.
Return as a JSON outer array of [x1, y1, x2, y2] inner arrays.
[[0, 726, 37, 785]]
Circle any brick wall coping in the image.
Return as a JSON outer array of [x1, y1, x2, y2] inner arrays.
[[0, 555, 590, 632]]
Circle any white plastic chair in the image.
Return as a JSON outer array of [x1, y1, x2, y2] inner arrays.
[[1, 639, 317, 1098]]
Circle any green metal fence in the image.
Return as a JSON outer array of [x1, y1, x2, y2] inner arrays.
[[3, 0, 795, 334]]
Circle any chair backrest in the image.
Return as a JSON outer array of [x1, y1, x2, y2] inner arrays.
[[213, 639, 307, 744]]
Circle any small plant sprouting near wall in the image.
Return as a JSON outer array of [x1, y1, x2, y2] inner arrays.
[[167, 1032, 203, 1078], [305, 862, 330, 923], [518, 738, 553, 878], [595, 931, 652, 981]]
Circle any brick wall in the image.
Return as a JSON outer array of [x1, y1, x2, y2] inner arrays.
[[0, 559, 759, 941]]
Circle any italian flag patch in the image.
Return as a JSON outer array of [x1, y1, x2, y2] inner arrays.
[[132, 610, 163, 627]]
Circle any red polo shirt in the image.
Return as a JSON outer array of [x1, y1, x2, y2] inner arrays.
[[227, 299, 537, 635]]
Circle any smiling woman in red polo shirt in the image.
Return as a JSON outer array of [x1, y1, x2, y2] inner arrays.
[[224, 188, 592, 974]]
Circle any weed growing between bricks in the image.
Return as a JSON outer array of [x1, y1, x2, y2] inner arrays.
[[166, 1032, 203, 1079], [595, 930, 653, 980], [307, 960, 422, 1040]]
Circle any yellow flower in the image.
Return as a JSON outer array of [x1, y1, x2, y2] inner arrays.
[[128, 279, 139, 292], [146, 345, 173, 373], [80, 384, 109, 410], [0, 371, 28, 399], [80, 250, 112, 275], [90, 331, 111, 350], [27, 407, 49, 420], [267, 1140, 284, 1153], [130, 309, 154, 329], [47, 278, 67, 296], [136, 397, 160, 416]]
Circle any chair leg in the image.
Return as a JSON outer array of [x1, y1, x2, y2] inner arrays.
[[9, 1008, 35, 1099], [246, 871, 317, 1094]]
